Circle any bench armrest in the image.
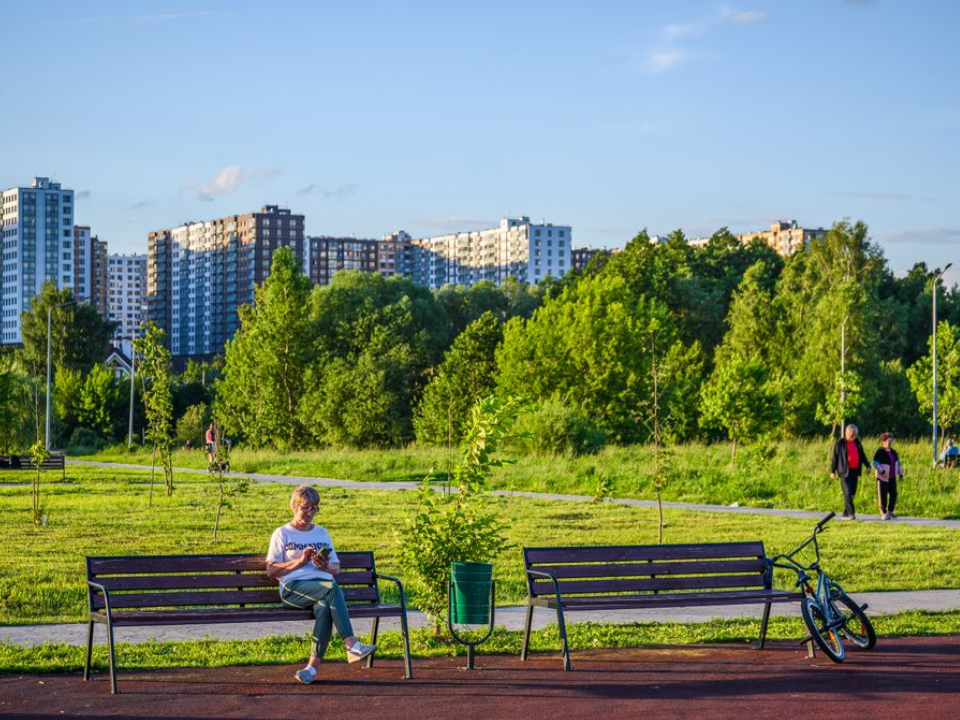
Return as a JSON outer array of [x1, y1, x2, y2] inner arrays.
[[87, 579, 114, 620], [525, 568, 564, 607], [374, 573, 409, 611]]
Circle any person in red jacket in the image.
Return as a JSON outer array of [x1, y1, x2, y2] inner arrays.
[[830, 423, 869, 520]]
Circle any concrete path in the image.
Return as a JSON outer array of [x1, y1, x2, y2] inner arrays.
[[3, 589, 959, 648], [70, 459, 960, 529]]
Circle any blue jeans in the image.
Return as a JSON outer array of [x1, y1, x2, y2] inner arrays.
[[280, 578, 355, 658]]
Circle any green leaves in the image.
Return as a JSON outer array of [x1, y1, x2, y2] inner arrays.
[[907, 321, 960, 437]]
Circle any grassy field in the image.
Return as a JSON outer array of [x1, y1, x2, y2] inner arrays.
[[1, 465, 958, 627], [5, 610, 960, 673], [85, 437, 960, 518]]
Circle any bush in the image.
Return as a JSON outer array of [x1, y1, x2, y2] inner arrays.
[[514, 396, 607, 456], [66, 427, 107, 454]]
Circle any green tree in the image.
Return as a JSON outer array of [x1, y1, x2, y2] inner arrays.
[[700, 358, 781, 458], [135, 323, 175, 500], [0, 356, 26, 453], [415, 312, 504, 446], [815, 370, 865, 438], [907, 321, 960, 438], [496, 272, 688, 443], [18, 282, 116, 378], [218, 247, 314, 449]]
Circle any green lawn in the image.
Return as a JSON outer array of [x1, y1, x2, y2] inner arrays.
[[83, 437, 960, 519], [1, 465, 958, 627]]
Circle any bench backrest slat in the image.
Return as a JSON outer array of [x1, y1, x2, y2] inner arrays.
[[530, 573, 765, 597], [525, 542, 765, 565], [87, 552, 381, 613], [524, 543, 768, 598]]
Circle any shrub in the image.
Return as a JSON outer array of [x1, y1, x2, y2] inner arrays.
[[514, 396, 606, 456], [66, 427, 107, 454]]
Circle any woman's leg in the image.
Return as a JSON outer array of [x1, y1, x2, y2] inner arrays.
[[281, 580, 337, 668], [888, 477, 898, 515]]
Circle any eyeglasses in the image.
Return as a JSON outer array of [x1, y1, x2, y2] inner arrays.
[[298, 505, 319, 513]]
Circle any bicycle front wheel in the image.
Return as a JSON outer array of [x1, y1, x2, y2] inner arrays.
[[831, 591, 877, 650], [801, 597, 845, 662]]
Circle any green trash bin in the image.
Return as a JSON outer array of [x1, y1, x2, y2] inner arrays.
[[450, 561, 493, 625]]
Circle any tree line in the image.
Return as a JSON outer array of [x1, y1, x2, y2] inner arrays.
[[1, 219, 958, 456]]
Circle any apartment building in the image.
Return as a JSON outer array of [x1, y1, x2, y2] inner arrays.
[[307, 236, 378, 285], [147, 205, 304, 359], [73, 226, 109, 316], [411, 217, 571, 288], [737, 220, 826, 257], [0, 177, 75, 344], [107, 254, 147, 352]]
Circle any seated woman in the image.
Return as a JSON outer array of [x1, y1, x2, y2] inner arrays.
[[266, 485, 375, 684]]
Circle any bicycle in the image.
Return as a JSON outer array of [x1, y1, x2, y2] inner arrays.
[[768, 512, 877, 662]]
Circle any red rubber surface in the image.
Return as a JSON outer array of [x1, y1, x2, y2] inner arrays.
[[3, 637, 959, 719]]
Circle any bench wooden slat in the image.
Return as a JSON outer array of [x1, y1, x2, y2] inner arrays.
[[532, 559, 765, 580], [531, 573, 766, 597], [524, 542, 766, 565], [544, 588, 804, 610], [94, 570, 376, 592], [88, 551, 375, 576], [93, 585, 380, 610], [94, 602, 406, 627]]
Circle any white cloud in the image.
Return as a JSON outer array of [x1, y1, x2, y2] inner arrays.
[[190, 165, 279, 201], [296, 183, 359, 199], [726, 10, 768, 24], [647, 51, 686, 74]]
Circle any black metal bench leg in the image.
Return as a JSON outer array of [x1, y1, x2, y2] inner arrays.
[[756, 603, 772, 650], [556, 606, 572, 671], [399, 611, 413, 679], [366, 617, 380, 669], [83, 621, 95, 681], [106, 620, 118, 694], [521, 605, 534, 661]]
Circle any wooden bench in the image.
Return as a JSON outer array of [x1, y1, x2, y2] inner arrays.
[[521, 542, 805, 670], [85, 552, 413, 693], [0, 453, 65, 479]]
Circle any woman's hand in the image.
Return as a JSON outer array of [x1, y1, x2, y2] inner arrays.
[[300, 547, 317, 568]]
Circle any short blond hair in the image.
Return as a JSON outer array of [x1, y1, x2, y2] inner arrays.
[[290, 485, 320, 510]]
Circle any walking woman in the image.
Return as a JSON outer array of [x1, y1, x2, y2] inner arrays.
[[873, 432, 904, 520], [830, 424, 869, 520], [266, 485, 375, 684]]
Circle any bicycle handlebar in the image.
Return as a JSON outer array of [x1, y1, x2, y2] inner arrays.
[[815, 512, 835, 531]]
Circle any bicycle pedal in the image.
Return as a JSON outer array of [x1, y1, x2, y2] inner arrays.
[[860, 603, 869, 611]]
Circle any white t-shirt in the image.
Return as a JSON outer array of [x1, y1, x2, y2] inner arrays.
[[266, 523, 339, 588]]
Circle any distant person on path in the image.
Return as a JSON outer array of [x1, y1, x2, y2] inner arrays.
[[265, 485, 375, 685], [205, 423, 216, 460], [830, 423, 869, 520], [872, 432, 904, 520], [939, 438, 959, 467]]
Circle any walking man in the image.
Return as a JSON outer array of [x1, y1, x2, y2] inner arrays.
[[830, 423, 869, 520]]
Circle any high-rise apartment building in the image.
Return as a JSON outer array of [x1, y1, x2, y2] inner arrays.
[[107, 254, 147, 352], [737, 220, 826, 257], [307, 237, 378, 286], [74, 226, 109, 316], [0, 177, 75, 344], [410, 217, 571, 288], [147, 205, 304, 359], [378, 231, 422, 280]]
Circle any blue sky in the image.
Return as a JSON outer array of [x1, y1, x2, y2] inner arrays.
[[3, 1, 958, 284]]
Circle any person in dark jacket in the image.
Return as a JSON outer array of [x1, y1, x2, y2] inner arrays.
[[872, 432, 904, 520], [830, 423, 869, 520]]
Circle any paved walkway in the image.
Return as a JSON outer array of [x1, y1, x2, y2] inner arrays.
[[3, 589, 959, 648], [71, 459, 960, 529]]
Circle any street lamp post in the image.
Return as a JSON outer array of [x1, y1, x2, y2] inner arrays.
[[46, 300, 78, 452], [933, 263, 953, 467], [840, 314, 849, 438], [128, 337, 136, 447]]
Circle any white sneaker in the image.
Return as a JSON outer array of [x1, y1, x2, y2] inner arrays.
[[346, 641, 376, 664], [295, 667, 317, 684], [881, 512, 890, 520]]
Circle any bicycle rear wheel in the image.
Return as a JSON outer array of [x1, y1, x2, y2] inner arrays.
[[800, 597, 844, 662], [831, 591, 877, 650]]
